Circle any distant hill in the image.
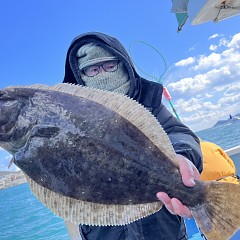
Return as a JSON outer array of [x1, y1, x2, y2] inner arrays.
[[214, 113, 240, 127], [0, 170, 26, 190]]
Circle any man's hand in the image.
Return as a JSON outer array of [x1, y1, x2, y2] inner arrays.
[[156, 154, 200, 218]]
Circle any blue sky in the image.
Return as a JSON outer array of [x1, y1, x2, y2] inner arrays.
[[0, 0, 240, 171]]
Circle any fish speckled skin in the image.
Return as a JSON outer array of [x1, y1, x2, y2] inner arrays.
[[1, 84, 240, 240], [0, 86, 204, 205]]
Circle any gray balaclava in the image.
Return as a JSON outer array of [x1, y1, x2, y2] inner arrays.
[[77, 43, 130, 95]]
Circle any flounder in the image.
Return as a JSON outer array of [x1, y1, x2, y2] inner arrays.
[[0, 83, 240, 240]]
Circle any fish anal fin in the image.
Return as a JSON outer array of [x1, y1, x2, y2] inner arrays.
[[26, 174, 163, 226]]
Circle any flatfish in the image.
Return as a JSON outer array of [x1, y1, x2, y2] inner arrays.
[[0, 83, 240, 240]]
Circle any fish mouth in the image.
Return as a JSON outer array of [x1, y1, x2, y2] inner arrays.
[[0, 90, 31, 153], [0, 123, 34, 154], [0, 90, 23, 139], [0, 100, 21, 139]]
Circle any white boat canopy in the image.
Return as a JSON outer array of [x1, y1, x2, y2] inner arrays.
[[171, 0, 240, 31]]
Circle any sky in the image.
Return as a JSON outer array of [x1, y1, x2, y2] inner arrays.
[[0, 0, 240, 171]]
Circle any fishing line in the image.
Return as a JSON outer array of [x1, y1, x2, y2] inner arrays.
[[128, 41, 180, 120], [129, 41, 167, 84]]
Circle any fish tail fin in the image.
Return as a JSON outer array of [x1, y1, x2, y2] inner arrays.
[[191, 181, 240, 240]]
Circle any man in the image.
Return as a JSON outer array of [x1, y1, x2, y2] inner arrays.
[[63, 32, 202, 240]]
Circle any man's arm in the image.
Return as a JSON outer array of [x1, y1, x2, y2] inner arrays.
[[154, 103, 203, 172]]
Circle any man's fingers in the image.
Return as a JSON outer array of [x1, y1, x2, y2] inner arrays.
[[193, 165, 201, 181], [177, 154, 199, 187], [156, 155, 199, 218], [156, 192, 175, 215], [171, 198, 192, 218], [157, 193, 193, 218]]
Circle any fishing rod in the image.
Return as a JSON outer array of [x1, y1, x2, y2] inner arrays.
[[162, 86, 180, 120]]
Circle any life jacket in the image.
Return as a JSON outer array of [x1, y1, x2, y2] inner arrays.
[[200, 141, 239, 184]]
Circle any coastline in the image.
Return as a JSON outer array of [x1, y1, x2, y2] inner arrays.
[[0, 171, 26, 190]]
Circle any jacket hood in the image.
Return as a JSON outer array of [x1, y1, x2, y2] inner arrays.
[[63, 32, 140, 97]]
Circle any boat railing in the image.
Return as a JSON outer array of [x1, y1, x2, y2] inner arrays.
[[225, 145, 240, 157], [225, 145, 240, 175]]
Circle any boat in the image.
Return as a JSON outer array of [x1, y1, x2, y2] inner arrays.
[[188, 0, 240, 25], [214, 114, 240, 127], [186, 144, 240, 240], [171, 0, 240, 31]]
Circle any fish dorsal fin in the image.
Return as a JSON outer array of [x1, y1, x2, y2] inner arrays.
[[10, 83, 178, 226]]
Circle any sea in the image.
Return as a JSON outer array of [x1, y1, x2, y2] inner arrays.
[[1, 120, 240, 240]]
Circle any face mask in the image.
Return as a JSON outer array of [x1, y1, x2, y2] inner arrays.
[[80, 62, 130, 95]]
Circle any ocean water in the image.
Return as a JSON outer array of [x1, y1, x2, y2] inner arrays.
[[0, 120, 240, 240], [0, 183, 68, 240], [196, 120, 240, 150]]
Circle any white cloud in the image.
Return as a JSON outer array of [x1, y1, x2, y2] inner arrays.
[[205, 93, 213, 98], [208, 33, 220, 40], [168, 66, 231, 94], [175, 57, 195, 67], [193, 52, 221, 70], [209, 44, 217, 51], [227, 33, 240, 49], [175, 98, 202, 113], [225, 82, 240, 93], [168, 74, 210, 93], [214, 84, 229, 92], [165, 32, 240, 131], [221, 48, 240, 64], [219, 38, 229, 47], [202, 101, 219, 110], [219, 93, 240, 104], [188, 44, 199, 52]]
